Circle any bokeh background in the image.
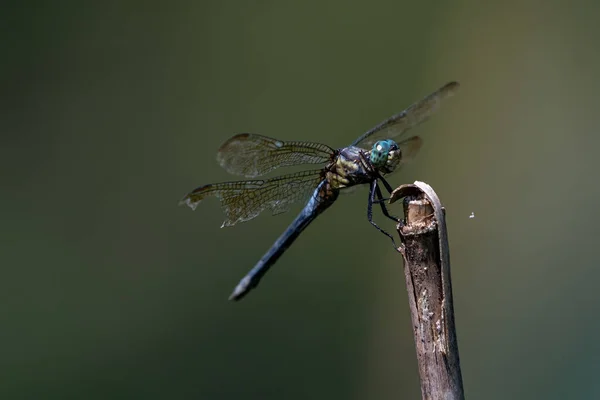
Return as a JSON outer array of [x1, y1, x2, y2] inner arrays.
[[3, 1, 600, 398]]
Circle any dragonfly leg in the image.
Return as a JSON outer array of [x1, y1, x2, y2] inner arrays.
[[372, 197, 389, 204], [367, 180, 398, 248], [374, 181, 400, 223], [379, 176, 394, 194]]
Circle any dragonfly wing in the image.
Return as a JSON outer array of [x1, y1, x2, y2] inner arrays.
[[352, 81, 459, 148], [179, 169, 325, 227], [217, 134, 334, 177], [397, 136, 423, 165]]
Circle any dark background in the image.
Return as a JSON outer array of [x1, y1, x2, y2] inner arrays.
[[3, 1, 600, 399]]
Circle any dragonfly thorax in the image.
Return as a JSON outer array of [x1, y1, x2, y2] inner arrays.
[[370, 139, 401, 174]]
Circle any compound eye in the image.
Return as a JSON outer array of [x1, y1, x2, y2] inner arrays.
[[370, 140, 391, 167]]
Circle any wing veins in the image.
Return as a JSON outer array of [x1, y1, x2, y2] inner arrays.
[[179, 169, 326, 226], [217, 134, 333, 177], [352, 81, 459, 147]]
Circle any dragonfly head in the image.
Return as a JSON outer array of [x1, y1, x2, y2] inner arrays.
[[370, 139, 400, 173]]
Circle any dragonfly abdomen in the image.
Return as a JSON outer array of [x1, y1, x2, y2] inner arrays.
[[229, 180, 339, 300]]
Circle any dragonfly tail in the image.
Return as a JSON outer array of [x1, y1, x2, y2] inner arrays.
[[229, 181, 338, 301]]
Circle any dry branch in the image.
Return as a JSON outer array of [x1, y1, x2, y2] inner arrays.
[[390, 181, 464, 400]]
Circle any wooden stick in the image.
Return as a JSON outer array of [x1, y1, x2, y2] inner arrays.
[[390, 181, 464, 400]]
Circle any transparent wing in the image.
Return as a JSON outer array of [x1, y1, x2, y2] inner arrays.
[[396, 136, 423, 166], [352, 81, 459, 148], [217, 133, 334, 178], [179, 169, 325, 227]]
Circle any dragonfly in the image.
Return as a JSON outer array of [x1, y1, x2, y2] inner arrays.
[[180, 81, 459, 301]]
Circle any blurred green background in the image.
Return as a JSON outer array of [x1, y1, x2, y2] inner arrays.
[[3, 1, 600, 398]]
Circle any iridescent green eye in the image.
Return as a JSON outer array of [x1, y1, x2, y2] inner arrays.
[[370, 140, 397, 167]]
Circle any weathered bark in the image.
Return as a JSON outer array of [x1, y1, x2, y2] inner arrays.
[[390, 181, 464, 400]]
